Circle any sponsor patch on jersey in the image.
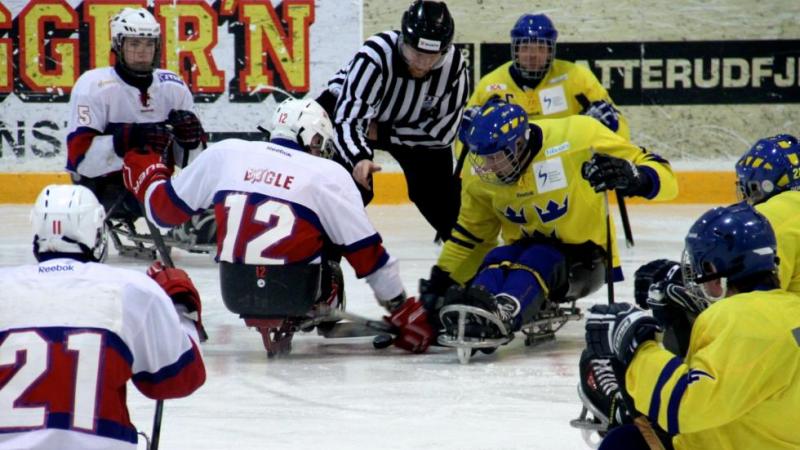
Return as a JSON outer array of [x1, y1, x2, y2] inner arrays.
[[548, 74, 568, 84], [158, 72, 185, 85], [417, 38, 442, 52], [544, 141, 570, 158], [539, 85, 568, 115], [533, 157, 567, 193], [486, 83, 507, 92]]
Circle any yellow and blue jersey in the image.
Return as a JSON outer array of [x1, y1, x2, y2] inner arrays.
[[438, 115, 677, 284], [455, 60, 630, 166], [626, 289, 800, 449], [755, 190, 800, 293]]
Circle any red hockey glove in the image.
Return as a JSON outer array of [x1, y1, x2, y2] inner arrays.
[[385, 297, 434, 354], [167, 109, 206, 150], [122, 149, 172, 203], [147, 261, 205, 339]]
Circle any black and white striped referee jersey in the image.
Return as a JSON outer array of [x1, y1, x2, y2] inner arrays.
[[326, 30, 471, 165]]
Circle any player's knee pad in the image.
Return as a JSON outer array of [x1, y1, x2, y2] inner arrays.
[[219, 261, 321, 317]]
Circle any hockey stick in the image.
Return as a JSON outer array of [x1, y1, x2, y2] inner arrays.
[[139, 210, 171, 450], [616, 192, 634, 248], [602, 191, 664, 450], [576, 93, 634, 248]]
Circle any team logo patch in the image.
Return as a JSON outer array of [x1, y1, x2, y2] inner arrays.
[[158, 72, 185, 85], [503, 206, 527, 224], [534, 197, 569, 223]]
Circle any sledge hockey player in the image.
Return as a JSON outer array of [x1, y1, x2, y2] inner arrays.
[[0, 184, 205, 449], [582, 202, 800, 449], [420, 98, 677, 362], [455, 13, 629, 175], [65, 7, 212, 258], [121, 97, 433, 356], [572, 134, 800, 446]]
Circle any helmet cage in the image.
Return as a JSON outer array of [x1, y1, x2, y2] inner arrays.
[[468, 132, 530, 185], [511, 37, 556, 80], [110, 8, 161, 74]]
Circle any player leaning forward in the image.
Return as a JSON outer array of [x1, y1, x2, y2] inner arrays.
[[122, 97, 433, 354], [0, 185, 205, 449], [422, 99, 677, 348]]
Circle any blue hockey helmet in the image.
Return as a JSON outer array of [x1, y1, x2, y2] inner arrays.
[[682, 203, 777, 300], [462, 99, 531, 184], [510, 13, 558, 81], [735, 134, 800, 205]]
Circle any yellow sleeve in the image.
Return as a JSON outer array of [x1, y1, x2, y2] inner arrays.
[[589, 122, 678, 201], [755, 192, 800, 293], [626, 298, 796, 436], [573, 64, 631, 141], [436, 179, 500, 283]]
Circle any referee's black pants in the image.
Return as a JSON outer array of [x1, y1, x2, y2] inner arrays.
[[379, 144, 461, 241], [316, 89, 460, 240]]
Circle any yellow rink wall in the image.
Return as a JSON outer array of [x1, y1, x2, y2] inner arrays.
[[1, 171, 737, 205]]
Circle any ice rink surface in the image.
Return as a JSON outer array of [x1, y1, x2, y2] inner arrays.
[[1, 203, 711, 450]]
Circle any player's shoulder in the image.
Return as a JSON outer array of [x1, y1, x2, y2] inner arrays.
[[153, 69, 190, 91], [476, 62, 514, 92], [73, 66, 119, 93]]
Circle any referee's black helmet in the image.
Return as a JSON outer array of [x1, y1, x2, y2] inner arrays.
[[401, 1, 454, 54]]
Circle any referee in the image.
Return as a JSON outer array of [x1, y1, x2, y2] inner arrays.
[[317, 0, 470, 241]]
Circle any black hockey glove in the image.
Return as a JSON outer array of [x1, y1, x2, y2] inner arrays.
[[585, 303, 661, 366], [646, 281, 708, 356], [581, 100, 620, 132], [633, 259, 683, 309], [419, 265, 457, 312], [167, 109, 206, 150], [110, 122, 174, 158], [581, 153, 649, 197]]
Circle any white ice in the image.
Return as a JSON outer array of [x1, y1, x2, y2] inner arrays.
[[0, 203, 711, 450]]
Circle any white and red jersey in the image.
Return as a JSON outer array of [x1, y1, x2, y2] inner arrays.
[[0, 258, 205, 450], [66, 66, 195, 178], [143, 138, 405, 301]]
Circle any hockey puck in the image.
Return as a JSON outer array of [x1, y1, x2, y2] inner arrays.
[[372, 334, 393, 349]]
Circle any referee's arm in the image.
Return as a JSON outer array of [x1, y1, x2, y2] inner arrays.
[[333, 55, 384, 166], [391, 64, 470, 148]]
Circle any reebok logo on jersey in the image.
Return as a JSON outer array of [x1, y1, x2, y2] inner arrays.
[[39, 264, 75, 273]]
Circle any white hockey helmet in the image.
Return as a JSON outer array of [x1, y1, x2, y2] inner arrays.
[[270, 97, 335, 158], [31, 184, 108, 262], [110, 7, 161, 73]]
